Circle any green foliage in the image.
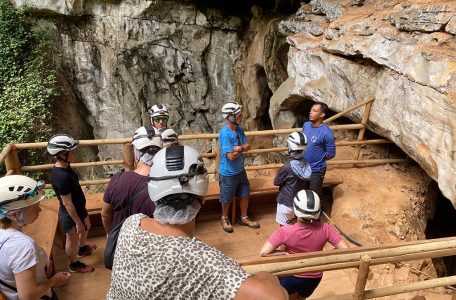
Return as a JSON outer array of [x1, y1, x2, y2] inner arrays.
[[0, 0, 58, 159]]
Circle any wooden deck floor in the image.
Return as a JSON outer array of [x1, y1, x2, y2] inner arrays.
[[52, 203, 356, 299]]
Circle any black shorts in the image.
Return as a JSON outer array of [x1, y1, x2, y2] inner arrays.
[[279, 275, 322, 298], [58, 209, 88, 233]]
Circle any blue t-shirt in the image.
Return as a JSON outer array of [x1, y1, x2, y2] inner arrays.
[[218, 125, 248, 176], [302, 122, 336, 172]]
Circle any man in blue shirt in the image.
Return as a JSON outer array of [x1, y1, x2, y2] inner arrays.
[[302, 102, 336, 198], [218, 102, 260, 233]]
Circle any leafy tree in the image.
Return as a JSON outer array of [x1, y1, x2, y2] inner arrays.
[[0, 0, 58, 169]]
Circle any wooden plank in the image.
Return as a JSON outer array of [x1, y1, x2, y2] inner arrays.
[[23, 199, 59, 256]]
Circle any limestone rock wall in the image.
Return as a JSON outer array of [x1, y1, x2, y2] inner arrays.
[[270, 0, 456, 205]]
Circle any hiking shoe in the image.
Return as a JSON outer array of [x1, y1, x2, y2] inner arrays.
[[221, 217, 233, 233], [239, 216, 260, 229], [77, 243, 97, 258], [69, 261, 94, 273]]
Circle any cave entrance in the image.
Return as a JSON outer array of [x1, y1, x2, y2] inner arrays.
[[425, 183, 456, 276], [255, 66, 273, 130]]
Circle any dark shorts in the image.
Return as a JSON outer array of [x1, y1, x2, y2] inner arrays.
[[219, 171, 250, 204], [58, 209, 88, 233], [279, 276, 322, 298], [307, 168, 326, 199]]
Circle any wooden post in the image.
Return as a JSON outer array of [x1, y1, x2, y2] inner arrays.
[[214, 139, 221, 181], [5, 145, 21, 175], [353, 254, 371, 300], [123, 143, 134, 171], [353, 101, 373, 160]]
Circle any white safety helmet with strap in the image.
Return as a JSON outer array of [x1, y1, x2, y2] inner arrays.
[[221, 102, 242, 119], [293, 190, 321, 220], [132, 126, 163, 150], [148, 104, 169, 118], [160, 128, 179, 147], [0, 175, 45, 216], [47, 134, 79, 156], [148, 145, 208, 203], [287, 132, 307, 152]]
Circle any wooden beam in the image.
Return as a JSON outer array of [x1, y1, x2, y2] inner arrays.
[[242, 238, 456, 275], [20, 160, 125, 172], [5, 145, 21, 175], [325, 97, 375, 124], [0, 144, 12, 166], [353, 254, 371, 300], [353, 100, 373, 160]]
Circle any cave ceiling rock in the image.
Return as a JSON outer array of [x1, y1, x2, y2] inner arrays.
[[270, 11, 456, 204]]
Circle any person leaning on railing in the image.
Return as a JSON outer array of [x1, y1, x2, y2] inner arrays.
[[260, 190, 349, 300], [0, 175, 70, 300], [107, 145, 288, 300]]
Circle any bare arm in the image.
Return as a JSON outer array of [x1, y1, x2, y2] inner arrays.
[[241, 142, 251, 152], [101, 202, 114, 234], [15, 266, 70, 300], [335, 240, 349, 249], [226, 146, 243, 160], [234, 272, 288, 300], [60, 194, 84, 234], [260, 241, 288, 257]]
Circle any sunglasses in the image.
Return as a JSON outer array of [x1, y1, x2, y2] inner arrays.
[[153, 116, 169, 123]]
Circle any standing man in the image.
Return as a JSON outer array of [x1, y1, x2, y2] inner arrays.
[[218, 102, 260, 233], [302, 102, 336, 198], [48, 134, 95, 273], [148, 104, 169, 130]]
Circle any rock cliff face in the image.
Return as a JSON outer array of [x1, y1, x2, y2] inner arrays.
[[14, 0, 455, 205], [270, 0, 456, 205]]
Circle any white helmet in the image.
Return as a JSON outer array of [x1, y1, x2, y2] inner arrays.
[[287, 132, 307, 152], [221, 102, 242, 119], [0, 175, 45, 215], [293, 190, 321, 220], [132, 126, 162, 150], [148, 145, 208, 203], [47, 134, 79, 156], [148, 104, 169, 118], [160, 128, 179, 147]]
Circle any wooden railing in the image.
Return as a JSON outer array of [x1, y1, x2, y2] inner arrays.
[[240, 236, 456, 299], [0, 97, 407, 186]]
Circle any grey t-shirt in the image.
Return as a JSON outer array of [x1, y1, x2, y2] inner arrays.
[[0, 229, 51, 299], [107, 214, 249, 300]]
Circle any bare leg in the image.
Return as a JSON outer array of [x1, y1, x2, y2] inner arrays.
[[78, 216, 91, 247], [239, 196, 249, 217], [65, 228, 78, 263], [221, 202, 231, 218]]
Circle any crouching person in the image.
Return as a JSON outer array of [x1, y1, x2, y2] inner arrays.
[[107, 145, 288, 300]]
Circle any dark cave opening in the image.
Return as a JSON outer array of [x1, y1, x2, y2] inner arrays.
[[425, 183, 456, 276], [255, 66, 273, 130]]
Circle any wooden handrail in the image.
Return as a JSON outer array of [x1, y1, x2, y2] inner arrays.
[[325, 97, 375, 124], [0, 144, 12, 166], [20, 160, 125, 172]]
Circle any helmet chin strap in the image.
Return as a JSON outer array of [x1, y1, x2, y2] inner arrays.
[[56, 152, 71, 164], [227, 115, 238, 126]]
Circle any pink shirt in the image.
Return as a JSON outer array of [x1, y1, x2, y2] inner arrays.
[[268, 222, 342, 278]]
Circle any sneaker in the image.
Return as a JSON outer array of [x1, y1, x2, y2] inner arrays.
[[77, 243, 97, 258], [69, 261, 94, 273], [239, 216, 260, 229], [221, 217, 233, 233]]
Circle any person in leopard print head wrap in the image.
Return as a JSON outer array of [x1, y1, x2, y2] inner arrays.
[[107, 145, 288, 300]]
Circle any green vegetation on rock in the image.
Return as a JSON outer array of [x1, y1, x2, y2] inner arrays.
[[0, 0, 58, 167]]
